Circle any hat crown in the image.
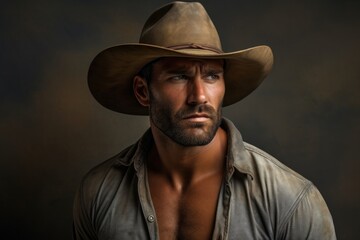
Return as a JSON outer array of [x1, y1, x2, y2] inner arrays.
[[139, 1, 222, 52]]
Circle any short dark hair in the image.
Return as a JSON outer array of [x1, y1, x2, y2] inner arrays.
[[138, 62, 152, 82], [138, 58, 160, 83]]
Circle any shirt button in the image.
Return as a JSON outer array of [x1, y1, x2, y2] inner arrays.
[[147, 215, 155, 223]]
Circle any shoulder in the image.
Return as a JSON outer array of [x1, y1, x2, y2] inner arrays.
[[77, 143, 138, 206], [73, 143, 138, 238], [243, 142, 311, 189], [242, 142, 313, 210], [76, 129, 153, 204], [241, 143, 336, 238], [241, 142, 312, 221]]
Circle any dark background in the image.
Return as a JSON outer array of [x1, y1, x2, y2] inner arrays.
[[1, 0, 359, 239]]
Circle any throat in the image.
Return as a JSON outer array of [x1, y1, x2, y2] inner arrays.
[[148, 126, 228, 183]]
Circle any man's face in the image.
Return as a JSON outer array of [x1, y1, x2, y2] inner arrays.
[[147, 57, 225, 146]]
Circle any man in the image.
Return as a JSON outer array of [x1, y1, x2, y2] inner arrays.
[[73, 2, 336, 239]]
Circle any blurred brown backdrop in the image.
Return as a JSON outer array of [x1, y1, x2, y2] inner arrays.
[[1, 0, 359, 239]]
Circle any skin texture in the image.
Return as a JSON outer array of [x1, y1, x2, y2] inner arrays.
[[133, 58, 228, 239]]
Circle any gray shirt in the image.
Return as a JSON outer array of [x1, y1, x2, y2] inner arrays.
[[73, 118, 336, 239]]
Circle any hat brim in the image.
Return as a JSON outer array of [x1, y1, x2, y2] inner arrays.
[[88, 43, 273, 115]]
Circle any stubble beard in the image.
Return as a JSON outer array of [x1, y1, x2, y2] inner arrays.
[[149, 93, 223, 147]]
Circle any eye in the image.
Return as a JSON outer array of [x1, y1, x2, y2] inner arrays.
[[169, 74, 189, 81], [207, 74, 219, 80], [204, 72, 223, 82]]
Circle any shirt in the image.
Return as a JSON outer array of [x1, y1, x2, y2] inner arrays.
[[73, 118, 336, 239]]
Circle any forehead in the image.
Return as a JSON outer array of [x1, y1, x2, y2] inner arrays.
[[153, 57, 224, 72]]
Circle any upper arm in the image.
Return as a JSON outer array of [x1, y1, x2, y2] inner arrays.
[[278, 184, 336, 240], [73, 180, 98, 240]]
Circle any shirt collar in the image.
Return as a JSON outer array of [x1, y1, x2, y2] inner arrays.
[[221, 117, 254, 180], [115, 117, 255, 179], [114, 128, 153, 170]]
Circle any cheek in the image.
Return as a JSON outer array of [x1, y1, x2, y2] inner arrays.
[[150, 85, 185, 109], [160, 84, 187, 102], [219, 84, 226, 100], [208, 82, 225, 103]]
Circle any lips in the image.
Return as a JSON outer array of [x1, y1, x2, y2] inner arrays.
[[183, 113, 210, 119], [176, 104, 217, 121], [181, 113, 212, 124]]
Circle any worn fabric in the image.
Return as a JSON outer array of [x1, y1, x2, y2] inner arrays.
[[73, 118, 336, 239]]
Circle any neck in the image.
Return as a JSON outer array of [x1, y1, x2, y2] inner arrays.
[[148, 123, 227, 190]]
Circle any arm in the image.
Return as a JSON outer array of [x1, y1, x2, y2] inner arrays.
[[73, 181, 98, 240], [279, 184, 336, 240]]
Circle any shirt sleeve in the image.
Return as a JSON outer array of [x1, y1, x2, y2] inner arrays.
[[73, 180, 98, 240], [279, 184, 336, 240]]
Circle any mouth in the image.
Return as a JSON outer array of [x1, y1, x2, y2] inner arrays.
[[183, 113, 211, 122]]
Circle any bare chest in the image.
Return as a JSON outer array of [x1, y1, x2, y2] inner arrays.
[[149, 175, 223, 240]]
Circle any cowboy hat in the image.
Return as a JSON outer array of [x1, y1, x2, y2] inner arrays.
[[88, 1, 273, 115]]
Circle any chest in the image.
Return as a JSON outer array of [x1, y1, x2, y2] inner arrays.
[[148, 174, 223, 240], [93, 169, 277, 240]]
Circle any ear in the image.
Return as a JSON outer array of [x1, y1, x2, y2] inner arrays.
[[133, 75, 150, 107]]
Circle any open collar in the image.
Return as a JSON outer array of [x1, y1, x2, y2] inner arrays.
[[115, 117, 255, 180]]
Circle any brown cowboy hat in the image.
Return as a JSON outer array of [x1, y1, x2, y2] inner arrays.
[[88, 1, 274, 115]]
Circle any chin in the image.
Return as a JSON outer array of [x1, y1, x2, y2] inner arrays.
[[172, 127, 217, 146]]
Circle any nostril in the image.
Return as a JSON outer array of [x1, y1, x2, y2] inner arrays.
[[187, 99, 198, 106]]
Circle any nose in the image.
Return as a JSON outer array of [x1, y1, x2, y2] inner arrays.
[[187, 76, 207, 105]]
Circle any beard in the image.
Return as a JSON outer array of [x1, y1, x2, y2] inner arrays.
[[149, 92, 223, 147]]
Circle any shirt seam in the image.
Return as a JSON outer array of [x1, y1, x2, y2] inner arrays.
[[244, 143, 307, 182], [277, 181, 313, 236]]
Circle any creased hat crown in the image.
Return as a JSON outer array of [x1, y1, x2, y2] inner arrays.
[[140, 2, 222, 53]]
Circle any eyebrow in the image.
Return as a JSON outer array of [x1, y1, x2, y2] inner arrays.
[[164, 66, 193, 74], [165, 65, 224, 74], [202, 67, 224, 73]]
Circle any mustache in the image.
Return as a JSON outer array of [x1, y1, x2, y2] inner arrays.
[[175, 104, 218, 119]]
